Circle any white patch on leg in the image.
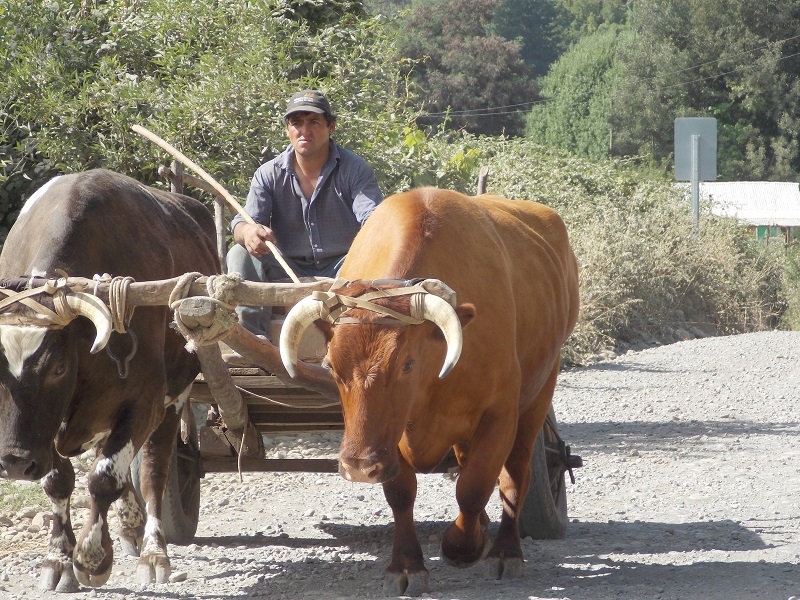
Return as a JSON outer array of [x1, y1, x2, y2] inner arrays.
[[94, 441, 135, 487], [20, 177, 60, 214], [0, 325, 47, 379], [142, 512, 165, 555], [77, 515, 107, 569]]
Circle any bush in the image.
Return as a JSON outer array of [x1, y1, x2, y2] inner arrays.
[[0, 0, 793, 367], [426, 135, 787, 363]]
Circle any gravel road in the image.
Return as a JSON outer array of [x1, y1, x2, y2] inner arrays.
[[2, 330, 800, 600]]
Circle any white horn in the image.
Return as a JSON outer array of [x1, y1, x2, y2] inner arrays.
[[280, 296, 326, 378], [65, 292, 113, 353], [421, 293, 463, 379]]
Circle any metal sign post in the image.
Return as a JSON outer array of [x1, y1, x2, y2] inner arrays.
[[674, 118, 717, 236]]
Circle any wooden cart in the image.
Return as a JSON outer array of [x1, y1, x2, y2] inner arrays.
[[142, 162, 583, 545], [12, 263, 578, 548]]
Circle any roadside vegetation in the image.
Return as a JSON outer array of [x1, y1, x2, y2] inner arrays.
[[0, 0, 798, 514]]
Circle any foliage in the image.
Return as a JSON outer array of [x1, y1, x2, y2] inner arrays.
[[0, 479, 47, 513], [491, 0, 570, 76], [778, 244, 800, 331], [526, 24, 630, 160], [554, 0, 629, 37], [0, 111, 57, 245], [0, 0, 795, 367], [0, 0, 418, 207], [396, 0, 538, 136], [610, 0, 800, 181], [422, 134, 786, 363]]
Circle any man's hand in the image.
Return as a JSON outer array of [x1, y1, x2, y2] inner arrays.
[[234, 222, 276, 257]]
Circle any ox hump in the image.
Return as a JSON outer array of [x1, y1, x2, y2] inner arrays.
[[0, 325, 48, 379], [19, 176, 61, 215]]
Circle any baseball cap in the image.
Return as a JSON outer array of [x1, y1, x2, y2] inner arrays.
[[284, 90, 335, 121]]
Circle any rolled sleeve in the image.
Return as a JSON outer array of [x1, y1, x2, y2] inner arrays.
[[231, 166, 277, 233]]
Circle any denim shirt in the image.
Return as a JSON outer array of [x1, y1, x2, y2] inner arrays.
[[231, 141, 383, 268]]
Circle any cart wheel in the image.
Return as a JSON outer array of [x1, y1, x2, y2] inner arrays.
[[518, 405, 568, 540], [131, 404, 201, 545]]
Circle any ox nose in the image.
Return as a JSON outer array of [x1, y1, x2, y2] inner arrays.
[[0, 454, 43, 480], [339, 451, 397, 484]]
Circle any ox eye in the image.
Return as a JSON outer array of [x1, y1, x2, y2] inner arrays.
[[402, 359, 414, 374]]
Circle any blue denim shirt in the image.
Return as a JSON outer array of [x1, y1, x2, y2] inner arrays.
[[231, 141, 383, 268]]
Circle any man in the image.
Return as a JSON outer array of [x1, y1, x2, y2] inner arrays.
[[227, 89, 384, 340]]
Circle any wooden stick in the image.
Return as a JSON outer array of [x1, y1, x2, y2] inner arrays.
[[131, 124, 301, 284]]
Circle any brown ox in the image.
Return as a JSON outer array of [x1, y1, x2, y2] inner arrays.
[[0, 169, 219, 590], [280, 188, 579, 595]]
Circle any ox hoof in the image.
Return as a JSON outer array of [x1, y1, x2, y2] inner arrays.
[[383, 569, 430, 597], [40, 560, 79, 593], [441, 527, 491, 569], [484, 555, 524, 579], [119, 529, 144, 557], [136, 555, 171, 584], [73, 565, 112, 588]]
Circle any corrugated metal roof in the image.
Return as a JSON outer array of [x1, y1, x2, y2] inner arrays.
[[701, 181, 800, 226]]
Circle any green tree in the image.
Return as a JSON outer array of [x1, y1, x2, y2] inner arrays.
[[611, 0, 800, 180], [397, 0, 538, 136], [555, 0, 629, 36], [526, 24, 630, 159], [491, 0, 571, 76], [0, 0, 418, 220]]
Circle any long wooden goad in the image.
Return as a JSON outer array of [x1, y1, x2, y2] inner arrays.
[[131, 124, 301, 284]]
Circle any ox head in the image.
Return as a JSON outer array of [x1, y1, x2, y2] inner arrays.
[[0, 289, 112, 480], [280, 279, 475, 483]]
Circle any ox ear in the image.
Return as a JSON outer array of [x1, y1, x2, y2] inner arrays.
[[455, 303, 476, 329]]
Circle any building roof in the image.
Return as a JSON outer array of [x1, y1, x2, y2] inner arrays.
[[701, 181, 800, 227]]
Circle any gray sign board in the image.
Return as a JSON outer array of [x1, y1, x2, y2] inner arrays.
[[674, 117, 717, 181]]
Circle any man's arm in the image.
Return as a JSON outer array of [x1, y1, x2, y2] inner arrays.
[[349, 158, 384, 226], [232, 167, 278, 256]]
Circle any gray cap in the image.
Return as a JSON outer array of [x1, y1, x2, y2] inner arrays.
[[284, 90, 334, 121]]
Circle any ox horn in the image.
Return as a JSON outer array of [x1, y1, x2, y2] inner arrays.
[[419, 293, 463, 379], [279, 296, 326, 379], [279, 291, 464, 380], [64, 292, 113, 354]]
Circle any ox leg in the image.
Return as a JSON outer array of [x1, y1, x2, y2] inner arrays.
[[485, 364, 560, 580], [381, 456, 430, 596], [115, 477, 146, 557], [134, 398, 183, 585], [73, 433, 137, 588], [40, 451, 80, 592], [441, 410, 516, 570]]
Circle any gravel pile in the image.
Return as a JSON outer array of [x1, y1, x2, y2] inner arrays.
[[2, 330, 800, 599]]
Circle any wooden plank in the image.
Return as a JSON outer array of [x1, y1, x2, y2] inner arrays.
[[202, 457, 340, 473], [200, 453, 460, 474]]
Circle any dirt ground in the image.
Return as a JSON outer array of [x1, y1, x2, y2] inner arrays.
[[2, 330, 800, 599]]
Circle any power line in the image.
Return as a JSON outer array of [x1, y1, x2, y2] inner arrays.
[[421, 98, 549, 118], [634, 32, 800, 84], [418, 34, 800, 120], [656, 50, 800, 91]]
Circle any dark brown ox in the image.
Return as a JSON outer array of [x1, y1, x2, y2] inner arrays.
[[0, 169, 219, 591], [280, 188, 579, 595]]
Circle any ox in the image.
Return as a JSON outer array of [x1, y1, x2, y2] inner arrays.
[[280, 188, 579, 595], [0, 169, 219, 590]]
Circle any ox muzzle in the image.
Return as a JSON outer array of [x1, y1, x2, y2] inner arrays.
[[0, 446, 52, 480]]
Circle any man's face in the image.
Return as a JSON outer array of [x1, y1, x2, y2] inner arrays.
[[286, 112, 335, 158]]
